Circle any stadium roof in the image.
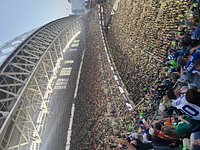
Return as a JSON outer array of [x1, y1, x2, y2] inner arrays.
[[0, 28, 37, 66]]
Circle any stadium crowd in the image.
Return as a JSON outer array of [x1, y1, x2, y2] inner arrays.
[[101, 0, 200, 150], [70, 8, 129, 149], [70, 0, 200, 150]]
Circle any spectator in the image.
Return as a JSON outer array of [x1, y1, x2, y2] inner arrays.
[[166, 89, 200, 120], [191, 132, 200, 150], [161, 115, 199, 137], [186, 89, 200, 106]]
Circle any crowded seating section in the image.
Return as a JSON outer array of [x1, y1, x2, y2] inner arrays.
[[100, 0, 200, 150]]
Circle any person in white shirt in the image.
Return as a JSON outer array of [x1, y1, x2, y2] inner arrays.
[[166, 88, 200, 120]]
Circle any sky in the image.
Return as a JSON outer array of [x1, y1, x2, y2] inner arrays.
[[0, 0, 71, 45]]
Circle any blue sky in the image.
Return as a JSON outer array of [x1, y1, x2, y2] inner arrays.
[[0, 0, 71, 45]]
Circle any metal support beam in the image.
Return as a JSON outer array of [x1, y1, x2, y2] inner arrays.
[[0, 16, 83, 149]]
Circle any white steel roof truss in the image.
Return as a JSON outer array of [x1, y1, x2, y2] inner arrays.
[[9, 63, 30, 73], [19, 50, 41, 59], [0, 16, 82, 149]]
